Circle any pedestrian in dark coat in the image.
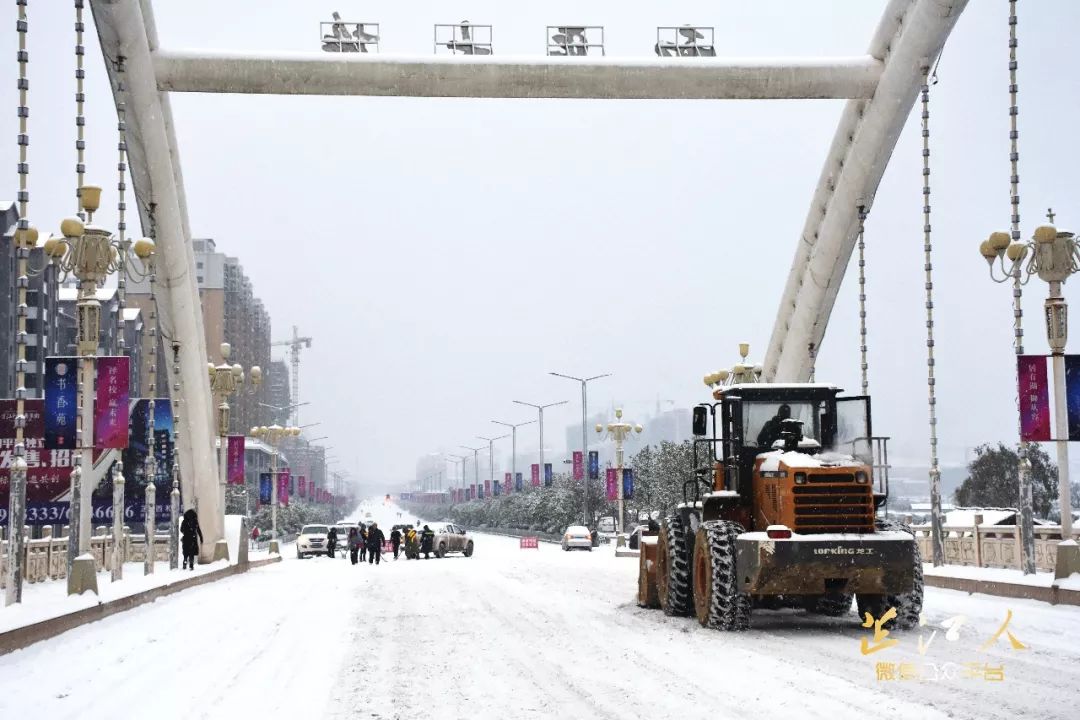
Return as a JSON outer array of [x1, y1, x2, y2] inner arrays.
[[420, 525, 435, 559], [348, 527, 360, 565], [366, 522, 386, 565], [390, 528, 402, 559], [358, 525, 368, 562], [180, 509, 203, 570], [327, 526, 339, 558]]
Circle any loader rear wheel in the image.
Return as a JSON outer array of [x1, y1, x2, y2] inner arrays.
[[692, 520, 751, 631], [656, 515, 693, 617], [856, 519, 923, 630]]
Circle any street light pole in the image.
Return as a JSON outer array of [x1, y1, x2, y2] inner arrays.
[[513, 400, 568, 487], [476, 435, 509, 494], [550, 372, 611, 525], [492, 419, 536, 491], [460, 445, 483, 497]]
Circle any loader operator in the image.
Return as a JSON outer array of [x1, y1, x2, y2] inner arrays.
[[756, 403, 791, 449]]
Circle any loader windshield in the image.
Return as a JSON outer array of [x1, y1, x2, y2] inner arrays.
[[743, 401, 819, 449]]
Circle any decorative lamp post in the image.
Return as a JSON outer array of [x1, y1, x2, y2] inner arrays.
[[250, 424, 301, 554], [596, 408, 643, 533], [207, 342, 261, 561], [981, 215, 1080, 577], [47, 187, 160, 587]]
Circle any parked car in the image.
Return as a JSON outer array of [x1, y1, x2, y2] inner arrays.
[[562, 525, 593, 551], [429, 522, 474, 558], [296, 524, 330, 559]]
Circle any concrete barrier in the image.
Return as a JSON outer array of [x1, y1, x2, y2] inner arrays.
[[0, 556, 281, 656]]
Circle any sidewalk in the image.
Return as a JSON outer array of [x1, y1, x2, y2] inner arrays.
[[924, 563, 1080, 605]]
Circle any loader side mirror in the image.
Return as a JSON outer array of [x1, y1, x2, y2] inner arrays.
[[692, 406, 709, 436]]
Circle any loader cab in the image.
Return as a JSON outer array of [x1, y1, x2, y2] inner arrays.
[[693, 384, 889, 519]]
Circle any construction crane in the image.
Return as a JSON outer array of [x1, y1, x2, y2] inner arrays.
[[271, 325, 312, 426]]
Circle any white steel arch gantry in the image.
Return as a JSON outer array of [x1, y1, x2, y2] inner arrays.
[[88, 0, 967, 553]]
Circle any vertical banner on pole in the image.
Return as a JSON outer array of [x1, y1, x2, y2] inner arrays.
[[572, 451, 583, 480], [623, 468, 634, 500], [493, 477, 502, 496], [298, 476, 307, 498], [588, 451, 599, 480], [605, 467, 617, 500], [544, 463, 553, 487], [1065, 355, 1080, 440], [484, 479, 491, 497], [95, 356, 131, 449], [505, 475, 513, 495], [258, 473, 272, 505], [43, 357, 78, 449], [470, 484, 476, 500], [515, 472, 523, 492], [1018, 355, 1051, 441], [226, 436, 245, 484], [531, 464, 540, 487], [277, 472, 289, 507], [504, 472, 511, 492]]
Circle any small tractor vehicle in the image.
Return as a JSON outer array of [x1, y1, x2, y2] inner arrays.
[[638, 349, 923, 631]]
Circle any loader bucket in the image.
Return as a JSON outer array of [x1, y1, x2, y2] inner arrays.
[[638, 535, 660, 608]]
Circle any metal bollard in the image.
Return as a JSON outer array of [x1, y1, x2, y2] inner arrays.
[[144, 483, 156, 575]]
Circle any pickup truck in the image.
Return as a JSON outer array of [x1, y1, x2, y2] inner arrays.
[[430, 522, 474, 558]]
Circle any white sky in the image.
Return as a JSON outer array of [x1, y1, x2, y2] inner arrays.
[[4, 1, 1080, 487]]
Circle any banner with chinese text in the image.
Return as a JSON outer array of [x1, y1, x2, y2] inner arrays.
[[227, 435, 245, 484], [44, 357, 77, 449], [515, 472, 523, 492], [95, 356, 130, 449], [588, 451, 599, 480], [299, 475, 307, 498], [623, 468, 634, 500], [544, 463, 553, 487], [606, 467, 617, 500], [259, 473, 272, 505], [572, 451, 583, 480], [531, 463, 540, 487], [1018, 355, 1051, 441], [277, 472, 289, 507]]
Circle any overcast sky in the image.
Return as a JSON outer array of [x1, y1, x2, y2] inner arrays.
[[4, 1, 1080, 488]]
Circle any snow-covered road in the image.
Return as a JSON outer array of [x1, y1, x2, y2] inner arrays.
[[0, 502, 1076, 719]]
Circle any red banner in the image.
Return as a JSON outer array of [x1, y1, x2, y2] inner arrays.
[[520, 536, 539, 549], [299, 476, 307, 498], [1018, 355, 1052, 441], [277, 472, 289, 507], [484, 479, 491, 497], [572, 451, 583, 480], [531, 463, 540, 487], [94, 356, 130, 449], [606, 467, 618, 500], [505, 472, 512, 495], [226, 435, 245, 484]]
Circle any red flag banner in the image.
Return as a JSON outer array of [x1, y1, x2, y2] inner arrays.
[[95, 356, 130, 449], [531, 463, 540, 487], [606, 467, 618, 500], [573, 451, 583, 480], [1018, 355, 1051, 442], [227, 435, 245, 484]]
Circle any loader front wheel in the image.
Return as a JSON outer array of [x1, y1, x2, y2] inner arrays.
[[656, 515, 693, 617], [693, 520, 751, 631]]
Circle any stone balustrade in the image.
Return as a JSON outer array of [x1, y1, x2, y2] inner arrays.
[[911, 523, 1080, 573], [0, 527, 172, 587]]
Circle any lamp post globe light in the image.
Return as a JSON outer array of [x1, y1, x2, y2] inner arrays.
[[596, 408, 643, 534], [980, 214, 1080, 578], [46, 187, 163, 589], [208, 342, 261, 561], [250, 423, 301, 554]]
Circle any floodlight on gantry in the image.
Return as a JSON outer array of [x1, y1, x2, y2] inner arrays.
[[320, 16, 380, 54], [547, 26, 605, 57], [655, 25, 716, 57], [435, 21, 493, 56]]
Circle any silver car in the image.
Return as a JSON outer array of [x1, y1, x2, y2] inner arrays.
[[562, 525, 593, 551], [429, 522, 475, 558]]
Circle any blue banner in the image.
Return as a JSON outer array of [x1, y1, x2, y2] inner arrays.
[[544, 463, 553, 487], [259, 473, 273, 505], [623, 468, 634, 501], [588, 451, 599, 480], [515, 472, 523, 492], [44, 357, 78, 449], [1066, 355, 1080, 440], [493, 478, 501, 496]]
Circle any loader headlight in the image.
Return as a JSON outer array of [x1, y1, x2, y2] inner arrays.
[[855, 471, 868, 485], [794, 472, 807, 485]]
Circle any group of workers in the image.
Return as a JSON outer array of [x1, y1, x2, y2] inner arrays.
[[321, 522, 437, 563]]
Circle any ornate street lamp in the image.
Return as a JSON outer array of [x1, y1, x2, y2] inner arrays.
[[596, 409, 643, 533], [981, 215, 1080, 577], [250, 423, 300, 554]]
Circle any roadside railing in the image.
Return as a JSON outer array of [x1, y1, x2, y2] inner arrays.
[[0, 526, 172, 587], [910, 520, 1079, 573]]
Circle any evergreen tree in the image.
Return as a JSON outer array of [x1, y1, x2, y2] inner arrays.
[[954, 442, 1057, 518]]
